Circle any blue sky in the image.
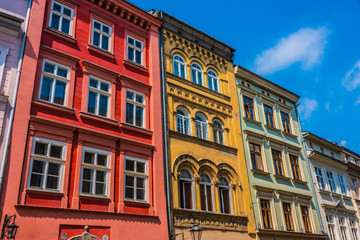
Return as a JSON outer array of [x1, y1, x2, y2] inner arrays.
[[131, 0, 360, 153]]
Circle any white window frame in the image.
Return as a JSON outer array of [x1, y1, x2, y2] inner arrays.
[[87, 76, 111, 117], [39, 59, 70, 106], [190, 62, 203, 86], [91, 19, 112, 52], [173, 54, 186, 79], [124, 156, 148, 202], [327, 171, 337, 193], [80, 147, 110, 197], [179, 169, 195, 210], [337, 174, 347, 195], [326, 215, 336, 240], [212, 119, 224, 145], [314, 166, 326, 190], [338, 217, 348, 240], [49, 0, 74, 36], [258, 196, 275, 229], [352, 178, 359, 199], [195, 113, 208, 140], [0, 45, 9, 88], [199, 173, 214, 212], [27, 137, 66, 192], [218, 177, 233, 214], [125, 89, 145, 128], [176, 107, 191, 135], [350, 219, 358, 240], [207, 70, 219, 92], [127, 35, 144, 65]]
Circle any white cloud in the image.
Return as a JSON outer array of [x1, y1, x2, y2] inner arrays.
[[298, 98, 319, 120], [254, 27, 330, 75], [325, 103, 330, 112], [355, 96, 360, 106], [342, 60, 360, 91], [340, 140, 347, 146]]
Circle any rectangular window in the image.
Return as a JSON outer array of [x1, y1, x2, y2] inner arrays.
[[301, 205, 312, 233], [91, 19, 111, 51], [39, 60, 69, 105], [272, 149, 284, 176], [87, 77, 111, 117], [28, 138, 65, 191], [249, 142, 263, 171], [81, 148, 109, 196], [125, 89, 145, 128], [352, 179, 359, 198], [327, 171, 336, 192], [283, 202, 294, 231], [260, 199, 272, 229], [339, 217, 348, 240], [326, 215, 336, 240], [281, 112, 291, 133], [350, 219, 358, 240], [290, 155, 301, 180], [49, 0, 73, 35], [243, 96, 255, 120], [264, 105, 275, 127], [127, 36, 143, 65], [314, 167, 326, 190], [338, 175, 347, 195], [124, 157, 147, 202]]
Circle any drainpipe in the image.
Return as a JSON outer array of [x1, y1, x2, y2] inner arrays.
[[295, 100, 326, 235], [0, 0, 32, 193], [158, 10, 172, 239]]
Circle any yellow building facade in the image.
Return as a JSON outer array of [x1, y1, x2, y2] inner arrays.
[[156, 11, 255, 240]]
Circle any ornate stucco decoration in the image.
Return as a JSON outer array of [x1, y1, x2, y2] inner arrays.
[[68, 226, 101, 240]]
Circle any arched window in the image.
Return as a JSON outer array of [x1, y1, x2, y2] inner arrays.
[[207, 70, 219, 92], [213, 119, 224, 145], [191, 62, 203, 86], [176, 107, 191, 135], [173, 55, 186, 78], [179, 169, 193, 209], [199, 173, 213, 212], [195, 113, 208, 140], [218, 177, 231, 214]]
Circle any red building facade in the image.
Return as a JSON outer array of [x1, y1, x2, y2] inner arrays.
[[0, 0, 168, 239]]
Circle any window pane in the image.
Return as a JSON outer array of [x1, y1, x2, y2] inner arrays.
[[53, 3, 61, 12], [44, 62, 55, 73], [125, 175, 134, 186], [97, 154, 107, 166], [180, 65, 185, 78], [95, 183, 105, 195], [61, 18, 70, 34], [82, 181, 91, 193], [99, 94, 108, 117], [100, 82, 109, 92], [50, 14, 60, 30], [30, 160, 44, 187], [137, 189, 145, 200], [214, 79, 218, 92], [30, 173, 43, 187], [40, 77, 53, 101], [94, 21, 101, 30], [57, 67, 68, 78], [135, 41, 142, 48], [92, 31, 100, 47], [63, 7, 71, 16], [125, 160, 135, 171], [46, 176, 59, 189], [89, 78, 98, 88], [125, 187, 134, 198], [32, 160, 45, 174], [48, 162, 60, 175], [35, 142, 47, 155], [174, 62, 179, 76], [96, 170, 105, 182], [135, 94, 143, 103], [135, 50, 142, 64], [126, 102, 134, 124], [50, 145, 62, 158], [82, 168, 92, 180], [84, 152, 94, 164], [102, 25, 110, 34], [54, 80, 66, 105], [197, 72, 202, 85], [101, 35, 109, 50], [208, 77, 213, 90], [128, 37, 134, 45], [126, 91, 134, 100], [127, 47, 134, 61], [137, 177, 145, 188], [136, 162, 145, 173], [135, 106, 143, 127], [87, 91, 97, 114]]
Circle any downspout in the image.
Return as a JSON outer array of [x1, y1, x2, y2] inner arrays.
[[295, 101, 326, 235], [0, 0, 32, 193], [158, 10, 172, 239]]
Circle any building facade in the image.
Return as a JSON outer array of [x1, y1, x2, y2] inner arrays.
[[235, 66, 326, 240], [0, 0, 168, 239], [156, 11, 255, 240], [304, 132, 359, 240]]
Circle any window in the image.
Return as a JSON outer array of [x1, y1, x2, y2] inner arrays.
[[331, 152, 334, 158], [199, 174, 213, 212], [126, 90, 145, 127], [264, 105, 275, 127], [314, 167, 325, 190], [91, 19, 111, 51], [243, 96, 255, 120], [195, 113, 208, 140], [260, 199, 272, 229], [39, 60, 69, 105], [339, 217, 348, 240], [81, 148, 109, 196], [191, 62, 203, 85], [176, 107, 191, 135], [87, 77, 110, 117], [301, 205, 312, 233], [173, 55, 186, 78], [283, 202, 294, 231], [309, 142, 313, 149], [179, 169, 193, 209], [350, 219, 358, 240], [352, 179, 359, 198], [28, 138, 65, 191], [326, 215, 336, 240], [249, 142, 263, 171], [207, 70, 219, 92], [290, 155, 301, 180], [127, 36, 143, 65], [320, 147, 324, 153], [218, 177, 231, 214], [327, 171, 336, 192], [280, 112, 291, 133], [272, 149, 284, 176], [49, 1, 73, 35], [124, 157, 148, 202], [338, 175, 347, 195], [212, 119, 224, 145]]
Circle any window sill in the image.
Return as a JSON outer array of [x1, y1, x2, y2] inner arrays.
[[319, 189, 331, 195], [243, 117, 262, 126], [330, 192, 342, 198], [79, 111, 119, 126], [292, 179, 308, 185], [274, 174, 291, 181], [123, 59, 148, 73], [120, 122, 153, 136], [32, 99, 75, 115], [79, 194, 111, 201], [265, 125, 281, 133], [124, 200, 150, 207], [87, 44, 115, 59], [26, 188, 64, 196], [283, 131, 298, 139], [342, 195, 352, 201], [43, 27, 77, 44], [251, 169, 271, 177]]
